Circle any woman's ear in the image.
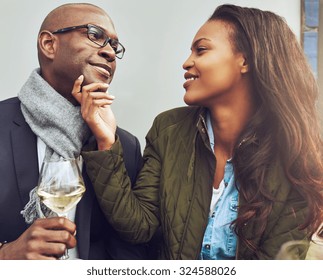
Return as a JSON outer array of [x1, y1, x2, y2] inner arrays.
[[38, 31, 57, 60], [240, 54, 249, 74], [241, 57, 249, 74]]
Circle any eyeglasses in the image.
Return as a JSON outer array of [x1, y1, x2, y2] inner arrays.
[[52, 24, 125, 59]]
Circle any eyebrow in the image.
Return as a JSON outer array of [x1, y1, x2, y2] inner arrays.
[[191, 38, 211, 50]]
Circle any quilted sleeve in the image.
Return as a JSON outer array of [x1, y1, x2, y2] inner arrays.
[[82, 128, 161, 244]]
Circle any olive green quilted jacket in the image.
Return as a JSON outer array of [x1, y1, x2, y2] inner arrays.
[[82, 106, 309, 259]]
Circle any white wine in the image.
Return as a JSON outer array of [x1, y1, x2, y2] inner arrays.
[[37, 184, 86, 215]]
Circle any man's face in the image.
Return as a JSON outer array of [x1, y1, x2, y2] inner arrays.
[[49, 6, 119, 97]]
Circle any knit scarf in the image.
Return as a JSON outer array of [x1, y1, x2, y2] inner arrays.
[[19, 68, 91, 223]]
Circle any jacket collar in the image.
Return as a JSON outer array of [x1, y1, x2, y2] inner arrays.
[[11, 107, 39, 208], [196, 107, 213, 152]]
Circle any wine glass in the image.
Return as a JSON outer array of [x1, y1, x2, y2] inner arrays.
[[36, 157, 86, 260]]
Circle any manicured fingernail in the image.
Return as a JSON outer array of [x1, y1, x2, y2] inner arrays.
[[78, 75, 84, 80]]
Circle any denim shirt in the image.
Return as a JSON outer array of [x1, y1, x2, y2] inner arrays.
[[200, 112, 238, 260]]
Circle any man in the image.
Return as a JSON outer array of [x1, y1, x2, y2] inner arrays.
[[0, 3, 147, 260]]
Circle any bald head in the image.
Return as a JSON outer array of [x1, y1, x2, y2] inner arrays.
[[39, 3, 114, 33], [37, 3, 119, 100], [37, 3, 116, 65]]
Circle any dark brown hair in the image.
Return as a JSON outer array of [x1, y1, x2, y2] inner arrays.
[[209, 4, 323, 256]]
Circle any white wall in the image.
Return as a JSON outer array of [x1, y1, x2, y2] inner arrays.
[[0, 0, 300, 148]]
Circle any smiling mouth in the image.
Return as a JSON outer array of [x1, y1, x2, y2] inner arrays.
[[186, 77, 198, 81], [183, 75, 199, 89], [91, 64, 111, 79]]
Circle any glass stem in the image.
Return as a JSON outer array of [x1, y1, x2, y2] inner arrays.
[[59, 213, 69, 260]]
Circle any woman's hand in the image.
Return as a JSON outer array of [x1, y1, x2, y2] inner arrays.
[[72, 75, 116, 150]]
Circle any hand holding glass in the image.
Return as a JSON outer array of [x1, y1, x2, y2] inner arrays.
[[276, 223, 323, 260], [36, 158, 86, 259], [306, 223, 323, 260]]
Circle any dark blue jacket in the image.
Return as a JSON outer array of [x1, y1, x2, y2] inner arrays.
[[0, 97, 148, 259]]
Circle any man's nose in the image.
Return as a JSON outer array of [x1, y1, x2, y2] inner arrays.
[[98, 44, 116, 62]]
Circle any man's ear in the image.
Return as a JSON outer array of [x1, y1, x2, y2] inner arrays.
[[38, 31, 57, 60]]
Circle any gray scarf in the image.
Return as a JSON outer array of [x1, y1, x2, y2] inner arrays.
[[19, 68, 91, 223]]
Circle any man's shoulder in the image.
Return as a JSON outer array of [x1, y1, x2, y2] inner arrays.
[[0, 96, 20, 106], [116, 126, 140, 151], [0, 97, 21, 119], [116, 126, 137, 142]]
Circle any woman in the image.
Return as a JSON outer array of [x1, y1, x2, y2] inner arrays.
[[77, 4, 323, 259]]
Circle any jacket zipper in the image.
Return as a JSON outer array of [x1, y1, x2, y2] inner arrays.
[[235, 195, 240, 259]]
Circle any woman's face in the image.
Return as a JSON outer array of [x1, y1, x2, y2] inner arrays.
[[182, 20, 248, 107]]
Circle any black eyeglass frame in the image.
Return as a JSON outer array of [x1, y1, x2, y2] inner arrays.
[[51, 24, 125, 59]]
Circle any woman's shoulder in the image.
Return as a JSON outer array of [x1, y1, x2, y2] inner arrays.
[[146, 106, 205, 146], [154, 106, 204, 126]]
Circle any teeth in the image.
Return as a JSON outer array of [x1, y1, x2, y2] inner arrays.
[[187, 77, 197, 80]]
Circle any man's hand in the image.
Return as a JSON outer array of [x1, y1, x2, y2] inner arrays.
[[72, 75, 116, 150], [0, 217, 76, 260]]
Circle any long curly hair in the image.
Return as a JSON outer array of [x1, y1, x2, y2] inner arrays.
[[209, 5, 323, 255]]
